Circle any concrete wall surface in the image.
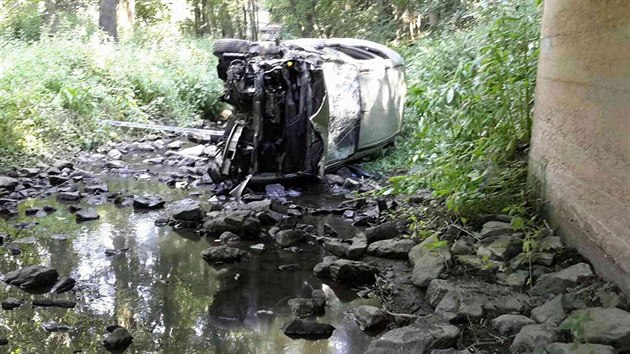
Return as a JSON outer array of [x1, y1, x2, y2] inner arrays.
[[530, 0, 630, 293]]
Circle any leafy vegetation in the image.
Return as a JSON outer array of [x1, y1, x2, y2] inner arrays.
[[266, 0, 471, 42], [370, 0, 541, 218], [0, 13, 222, 166]]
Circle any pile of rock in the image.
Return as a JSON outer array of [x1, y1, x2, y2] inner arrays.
[[352, 214, 630, 354]]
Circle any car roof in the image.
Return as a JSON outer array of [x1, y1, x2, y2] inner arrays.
[[283, 38, 405, 68]]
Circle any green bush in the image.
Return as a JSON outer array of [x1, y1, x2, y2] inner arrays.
[[371, 0, 541, 217], [0, 29, 223, 166]]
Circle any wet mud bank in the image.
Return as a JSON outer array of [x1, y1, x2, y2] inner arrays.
[[1, 133, 629, 354]]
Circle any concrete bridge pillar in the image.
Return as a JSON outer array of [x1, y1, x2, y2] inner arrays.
[[530, 0, 630, 292]]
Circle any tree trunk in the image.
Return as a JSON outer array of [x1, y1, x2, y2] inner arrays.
[[194, 1, 201, 36], [43, 0, 57, 31], [249, 0, 257, 41], [99, 0, 118, 40], [428, 10, 439, 28]]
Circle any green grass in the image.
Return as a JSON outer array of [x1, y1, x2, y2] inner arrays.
[[0, 28, 223, 167]]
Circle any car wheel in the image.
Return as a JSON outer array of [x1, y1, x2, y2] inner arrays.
[[213, 39, 250, 55]]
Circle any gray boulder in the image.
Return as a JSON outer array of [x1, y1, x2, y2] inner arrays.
[[169, 199, 204, 222], [532, 263, 594, 295], [354, 305, 387, 330], [561, 307, 630, 346], [203, 210, 261, 239], [409, 236, 452, 288], [365, 222, 398, 244], [479, 221, 512, 238], [539, 236, 565, 253], [3, 265, 59, 291], [426, 279, 530, 321], [201, 246, 248, 263], [0, 176, 18, 191], [368, 239, 415, 259], [219, 231, 240, 242], [57, 191, 81, 201], [75, 208, 99, 222], [347, 234, 368, 260], [107, 149, 123, 160], [283, 319, 335, 339], [274, 229, 306, 247], [322, 237, 350, 257], [314, 259, 378, 286], [545, 342, 614, 354], [42, 321, 72, 333], [497, 271, 530, 288], [366, 315, 460, 354], [1, 297, 24, 310], [133, 196, 165, 210], [478, 235, 523, 260], [510, 324, 559, 353], [288, 290, 326, 318], [492, 314, 536, 335], [531, 295, 567, 325], [450, 239, 474, 255], [103, 327, 133, 352]]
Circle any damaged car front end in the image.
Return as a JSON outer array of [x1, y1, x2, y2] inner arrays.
[[213, 38, 406, 183]]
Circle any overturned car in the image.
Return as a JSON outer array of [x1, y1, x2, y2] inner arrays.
[[213, 38, 406, 183]]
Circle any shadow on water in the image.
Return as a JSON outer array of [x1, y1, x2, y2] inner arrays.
[[0, 176, 378, 353]]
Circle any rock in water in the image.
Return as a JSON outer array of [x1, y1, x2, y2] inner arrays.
[[42, 321, 72, 332], [132, 196, 165, 210], [1, 297, 24, 310], [354, 305, 387, 331], [50, 277, 76, 294], [3, 265, 59, 292], [288, 289, 326, 318], [282, 319, 335, 339], [202, 210, 262, 239], [169, 199, 204, 222], [75, 208, 99, 222], [265, 183, 287, 199], [32, 299, 76, 308], [201, 246, 248, 263], [274, 229, 306, 247], [103, 327, 133, 352], [314, 259, 379, 286]]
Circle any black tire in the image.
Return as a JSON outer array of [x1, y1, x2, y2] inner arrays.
[[213, 39, 250, 55]]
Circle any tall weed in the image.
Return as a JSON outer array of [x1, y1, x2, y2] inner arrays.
[[370, 0, 541, 217], [0, 29, 222, 166]]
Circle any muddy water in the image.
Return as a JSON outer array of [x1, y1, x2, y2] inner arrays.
[[0, 177, 378, 353]]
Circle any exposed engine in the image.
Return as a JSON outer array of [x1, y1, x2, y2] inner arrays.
[[214, 39, 328, 183]]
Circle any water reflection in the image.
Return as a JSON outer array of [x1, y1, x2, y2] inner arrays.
[[0, 178, 378, 353]]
